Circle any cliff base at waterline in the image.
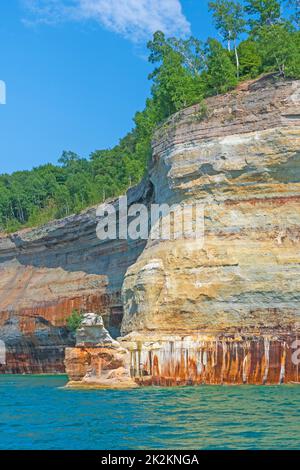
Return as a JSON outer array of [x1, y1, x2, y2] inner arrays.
[[65, 313, 138, 389]]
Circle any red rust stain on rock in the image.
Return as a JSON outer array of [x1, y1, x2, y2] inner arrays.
[[1, 292, 120, 335], [133, 336, 300, 386]]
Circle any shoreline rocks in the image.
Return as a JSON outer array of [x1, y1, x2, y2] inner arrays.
[[66, 323, 300, 387], [65, 313, 137, 389]]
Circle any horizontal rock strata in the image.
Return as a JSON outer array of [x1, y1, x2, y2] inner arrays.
[[119, 77, 300, 385], [0, 184, 151, 373]]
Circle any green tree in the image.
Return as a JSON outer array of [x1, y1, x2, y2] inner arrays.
[[1, 7, 299, 234], [209, 0, 246, 77], [168, 36, 205, 77], [147, 31, 204, 118], [67, 309, 83, 331], [54, 185, 72, 218], [258, 25, 300, 77], [238, 39, 262, 78], [245, 0, 282, 33], [203, 39, 238, 95]]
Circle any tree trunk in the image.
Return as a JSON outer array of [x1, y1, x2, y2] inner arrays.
[[234, 39, 239, 79]]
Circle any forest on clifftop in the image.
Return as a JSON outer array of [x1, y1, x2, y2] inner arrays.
[[0, 0, 299, 233]]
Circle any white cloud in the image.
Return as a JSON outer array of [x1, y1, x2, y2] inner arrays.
[[23, 0, 191, 41]]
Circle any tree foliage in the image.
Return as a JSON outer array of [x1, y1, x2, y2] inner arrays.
[[209, 0, 246, 76], [257, 25, 300, 77], [245, 0, 282, 31], [238, 39, 262, 78], [67, 309, 83, 332], [203, 38, 238, 95]]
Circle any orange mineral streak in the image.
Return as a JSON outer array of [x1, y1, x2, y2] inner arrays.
[[1, 293, 117, 335]]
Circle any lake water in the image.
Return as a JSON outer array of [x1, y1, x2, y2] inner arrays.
[[0, 375, 299, 450]]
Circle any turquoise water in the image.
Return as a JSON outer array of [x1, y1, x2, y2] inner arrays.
[[0, 375, 299, 450]]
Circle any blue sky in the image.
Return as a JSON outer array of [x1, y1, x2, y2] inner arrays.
[[0, 1, 216, 174]]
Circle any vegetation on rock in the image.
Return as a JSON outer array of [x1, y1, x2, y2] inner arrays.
[[67, 310, 84, 332]]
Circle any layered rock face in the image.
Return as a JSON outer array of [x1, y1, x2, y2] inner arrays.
[[0, 184, 150, 373], [120, 77, 300, 385], [2, 76, 300, 382]]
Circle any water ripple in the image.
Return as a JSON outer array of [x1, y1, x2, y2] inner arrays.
[[0, 377, 299, 450]]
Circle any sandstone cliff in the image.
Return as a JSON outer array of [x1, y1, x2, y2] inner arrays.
[[1, 76, 300, 383], [119, 76, 300, 385], [0, 183, 151, 372], [122, 76, 300, 336]]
